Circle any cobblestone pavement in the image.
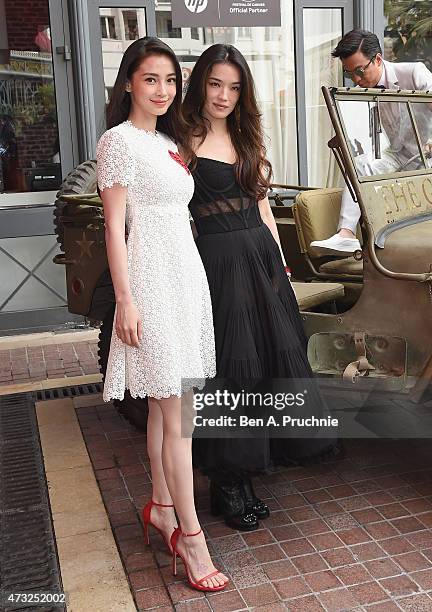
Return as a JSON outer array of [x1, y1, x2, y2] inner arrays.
[[2, 338, 431, 610], [0, 339, 100, 385], [76, 400, 432, 612]]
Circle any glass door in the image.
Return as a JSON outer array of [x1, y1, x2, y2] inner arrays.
[[295, 0, 353, 187], [0, 0, 76, 204], [0, 0, 80, 332]]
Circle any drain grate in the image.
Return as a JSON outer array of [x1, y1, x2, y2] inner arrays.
[[34, 382, 102, 402], [0, 393, 65, 611]]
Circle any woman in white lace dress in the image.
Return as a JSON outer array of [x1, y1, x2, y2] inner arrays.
[[97, 37, 227, 592]]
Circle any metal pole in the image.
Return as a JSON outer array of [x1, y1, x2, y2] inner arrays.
[[68, 0, 98, 161]]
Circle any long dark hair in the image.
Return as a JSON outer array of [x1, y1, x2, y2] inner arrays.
[[182, 44, 272, 200], [106, 36, 187, 144]]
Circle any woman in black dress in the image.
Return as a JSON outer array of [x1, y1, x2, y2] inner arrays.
[[182, 44, 338, 531]]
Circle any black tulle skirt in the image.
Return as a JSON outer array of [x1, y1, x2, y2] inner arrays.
[[192, 222, 337, 475]]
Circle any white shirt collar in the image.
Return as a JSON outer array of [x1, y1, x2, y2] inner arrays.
[[379, 60, 399, 88], [377, 67, 386, 87]]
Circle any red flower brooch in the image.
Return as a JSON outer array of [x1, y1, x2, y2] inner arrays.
[[169, 150, 190, 175]]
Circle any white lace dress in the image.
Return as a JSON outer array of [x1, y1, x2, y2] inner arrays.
[[96, 121, 216, 401]]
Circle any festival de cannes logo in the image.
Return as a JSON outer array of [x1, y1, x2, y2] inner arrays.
[[185, 0, 208, 13]]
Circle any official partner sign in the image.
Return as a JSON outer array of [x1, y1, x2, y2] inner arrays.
[[172, 0, 281, 27]]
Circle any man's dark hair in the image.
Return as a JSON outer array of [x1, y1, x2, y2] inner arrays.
[[332, 29, 382, 59]]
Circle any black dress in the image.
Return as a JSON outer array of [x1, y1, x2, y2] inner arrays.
[[190, 157, 336, 475]]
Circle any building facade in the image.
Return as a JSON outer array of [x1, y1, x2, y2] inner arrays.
[[0, 0, 386, 333]]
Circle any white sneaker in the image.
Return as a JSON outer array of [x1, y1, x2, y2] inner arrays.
[[310, 233, 361, 255]]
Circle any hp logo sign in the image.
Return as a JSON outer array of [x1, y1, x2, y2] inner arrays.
[[185, 0, 208, 14]]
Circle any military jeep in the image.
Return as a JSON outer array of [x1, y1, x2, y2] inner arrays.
[[54, 88, 432, 429], [291, 87, 432, 402]]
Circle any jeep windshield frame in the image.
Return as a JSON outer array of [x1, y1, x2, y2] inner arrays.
[[322, 86, 432, 284], [328, 88, 432, 183]]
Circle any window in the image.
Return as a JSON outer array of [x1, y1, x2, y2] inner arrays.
[[202, 27, 231, 46], [123, 11, 138, 41], [156, 12, 181, 39], [100, 16, 118, 40], [238, 27, 252, 39], [265, 27, 279, 42], [191, 27, 200, 41], [0, 8, 62, 195], [203, 28, 214, 45]]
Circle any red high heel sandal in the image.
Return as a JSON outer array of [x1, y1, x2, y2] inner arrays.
[[170, 527, 229, 592], [142, 500, 176, 553]]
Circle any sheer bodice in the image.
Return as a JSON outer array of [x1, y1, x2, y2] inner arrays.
[[188, 157, 262, 234]]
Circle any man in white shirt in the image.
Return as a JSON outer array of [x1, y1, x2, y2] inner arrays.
[[311, 29, 432, 254]]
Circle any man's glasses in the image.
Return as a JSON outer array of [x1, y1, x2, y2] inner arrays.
[[343, 55, 377, 79]]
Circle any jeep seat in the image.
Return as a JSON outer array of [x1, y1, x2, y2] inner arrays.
[[291, 281, 345, 310], [293, 188, 363, 280]]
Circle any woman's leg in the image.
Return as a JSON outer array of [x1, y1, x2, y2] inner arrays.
[[146, 398, 177, 546], [156, 392, 228, 588]]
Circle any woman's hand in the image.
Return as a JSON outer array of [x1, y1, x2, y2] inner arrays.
[[115, 301, 142, 347]]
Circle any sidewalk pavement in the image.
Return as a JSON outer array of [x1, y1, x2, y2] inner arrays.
[[79, 398, 432, 612], [0, 330, 100, 387], [2, 331, 432, 611]]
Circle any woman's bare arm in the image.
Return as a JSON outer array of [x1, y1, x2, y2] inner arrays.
[[101, 185, 142, 347], [258, 196, 287, 267]]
